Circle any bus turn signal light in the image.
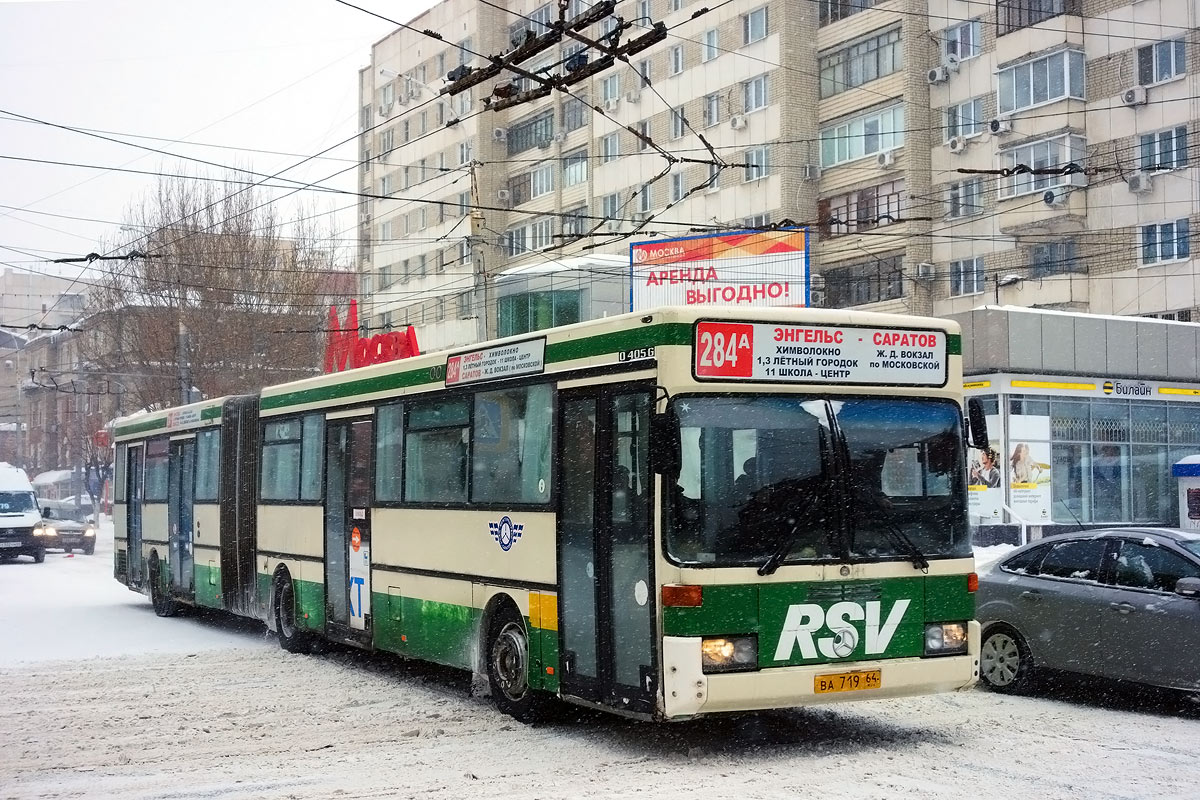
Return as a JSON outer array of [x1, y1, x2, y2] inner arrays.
[[967, 573, 978, 593], [662, 584, 702, 607]]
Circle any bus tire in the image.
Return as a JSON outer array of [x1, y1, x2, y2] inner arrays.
[[487, 605, 543, 723], [148, 552, 178, 617], [273, 572, 312, 654]]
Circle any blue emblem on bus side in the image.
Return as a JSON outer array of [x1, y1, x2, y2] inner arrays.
[[488, 516, 524, 551]]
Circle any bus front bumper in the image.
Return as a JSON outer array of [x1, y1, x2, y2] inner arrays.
[[661, 620, 980, 719]]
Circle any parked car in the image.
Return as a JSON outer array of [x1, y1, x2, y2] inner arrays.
[[977, 528, 1200, 696], [38, 501, 98, 555]]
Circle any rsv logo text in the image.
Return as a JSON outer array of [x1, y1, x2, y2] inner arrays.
[[773, 599, 910, 661]]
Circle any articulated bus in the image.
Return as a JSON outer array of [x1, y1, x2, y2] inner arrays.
[[112, 306, 985, 721]]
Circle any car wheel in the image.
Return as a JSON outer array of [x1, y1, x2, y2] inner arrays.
[[33, 548, 45, 564], [63, 546, 71, 554], [487, 605, 544, 723], [84, 543, 95, 555], [273, 572, 313, 654], [980, 625, 1034, 693]]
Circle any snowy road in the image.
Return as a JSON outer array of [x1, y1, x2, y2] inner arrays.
[[2, 530, 1198, 800]]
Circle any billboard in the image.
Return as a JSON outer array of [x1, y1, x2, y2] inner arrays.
[[629, 228, 809, 311]]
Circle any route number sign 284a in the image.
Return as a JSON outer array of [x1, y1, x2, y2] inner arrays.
[[693, 320, 948, 386]]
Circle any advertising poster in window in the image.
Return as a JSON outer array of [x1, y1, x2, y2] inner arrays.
[[628, 229, 809, 311], [1008, 415, 1052, 521], [967, 414, 1003, 524]]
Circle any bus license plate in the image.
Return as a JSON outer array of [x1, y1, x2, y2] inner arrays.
[[814, 670, 882, 694]]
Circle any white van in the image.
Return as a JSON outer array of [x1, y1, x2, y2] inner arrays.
[[0, 463, 47, 563]]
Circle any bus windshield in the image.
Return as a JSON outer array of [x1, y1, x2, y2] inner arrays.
[[666, 395, 970, 567], [0, 491, 38, 514]]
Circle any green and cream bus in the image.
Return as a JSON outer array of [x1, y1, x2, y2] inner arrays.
[[113, 305, 985, 721]]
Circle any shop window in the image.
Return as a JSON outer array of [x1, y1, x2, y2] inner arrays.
[[1091, 443, 1130, 521]]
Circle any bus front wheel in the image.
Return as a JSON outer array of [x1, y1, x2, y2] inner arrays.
[[487, 605, 543, 723]]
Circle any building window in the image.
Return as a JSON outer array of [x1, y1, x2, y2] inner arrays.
[[819, 0, 877, 27], [945, 98, 984, 140], [744, 213, 770, 228], [1141, 218, 1191, 265], [563, 149, 588, 185], [530, 163, 554, 198], [562, 205, 587, 237], [457, 191, 470, 216], [743, 74, 768, 112], [703, 93, 720, 127], [707, 161, 721, 188], [818, 28, 902, 99], [998, 0, 1076, 37], [998, 50, 1085, 114], [669, 0, 682, 10], [825, 254, 903, 307], [601, 74, 620, 102], [819, 179, 906, 238], [949, 257, 984, 297], [1031, 240, 1081, 277], [702, 29, 719, 62], [946, 178, 982, 218], [638, 184, 653, 213], [637, 59, 652, 87], [602, 192, 620, 219], [944, 19, 981, 61], [669, 45, 684, 75], [508, 110, 554, 155], [458, 240, 472, 264], [505, 226, 528, 256], [1140, 126, 1188, 172], [743, 7, 768, 44], [380, 173, 394, 196], [458, 140, 473, 165], [820, 104, 905, 167], [637, 120, 651, 150], [529, 217, 554, 250], [601, 133, 620, 162], [671, 108, 686, 139], [563, 94, 588, 131], [999, 135, 1086, 198], [499, 290, 582, 337], [1138, 39, 1186, 85], [671, 172, 685, 202], [744, 146, 769, 181]]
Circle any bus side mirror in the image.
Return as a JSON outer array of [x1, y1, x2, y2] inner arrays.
[[967, 398, 988, 450], [651, 406, 681, 476]]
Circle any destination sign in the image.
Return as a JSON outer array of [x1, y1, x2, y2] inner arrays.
[[445, 338, 546, 387], [693, 321, 947, 386]]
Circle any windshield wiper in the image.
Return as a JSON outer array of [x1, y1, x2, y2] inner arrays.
[[756, 494, 818, 576], [871, 501, 930, 571]]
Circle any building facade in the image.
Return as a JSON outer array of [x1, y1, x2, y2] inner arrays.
[[356, 1, 1200, 343]]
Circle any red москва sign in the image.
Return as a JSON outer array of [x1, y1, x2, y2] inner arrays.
[[324, 299, 420, 373]]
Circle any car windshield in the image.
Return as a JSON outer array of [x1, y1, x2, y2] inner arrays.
[[49, 505, 91, 523], [665, 395, 970, 566], [0, 491, 38, 513]]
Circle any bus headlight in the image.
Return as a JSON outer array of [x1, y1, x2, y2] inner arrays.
[[924, 622, 968, 656], [701, 635, 758, 673]]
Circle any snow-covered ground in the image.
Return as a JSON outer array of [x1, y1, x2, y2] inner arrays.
[[1, 526, 1197, 799]]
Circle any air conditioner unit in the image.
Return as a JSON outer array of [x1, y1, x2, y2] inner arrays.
[[603, 97, 620, 112], [927, 66, 950, 85], [942, 53, 961, 72], [625, 91, 642, 104], [729, 114, 747, 130], [496, 188, 512, 202], [605, 220, 620, 231], [876, 150, 895, 168], [916, 262, 936, 280], [492, 127, 507, 141], [1042, 188, 1068, 207], [801, 164, 821, 181], [1122, 86, 1148, 107], [989, 117, 1013, 135], [396, 94, 409, 107], [632, 211, 649, 222], [377, 104, 392, 117], [553, 131, 567, 142], [1127, 172, 1154, 194], [946, 135, 967, 154], [537, 138, 552, 149]]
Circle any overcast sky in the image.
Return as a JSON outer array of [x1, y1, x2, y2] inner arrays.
[[0, 0, 433, 293]]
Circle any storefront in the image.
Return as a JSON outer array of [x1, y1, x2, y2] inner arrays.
[[950, 307, 1200, 543]]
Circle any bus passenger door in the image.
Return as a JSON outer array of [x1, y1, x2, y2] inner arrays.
[[167, 438, 196, 596], [325, 416, 374, 644], [126, 445, 144, 587], [557, 387, 656, 714]]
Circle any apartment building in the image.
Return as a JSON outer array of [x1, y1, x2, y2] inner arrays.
[[357, 0, 1200, 347]]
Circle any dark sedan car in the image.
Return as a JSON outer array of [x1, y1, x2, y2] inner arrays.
[[38, 503, 97, 555], [977, 528, 1200, 695]]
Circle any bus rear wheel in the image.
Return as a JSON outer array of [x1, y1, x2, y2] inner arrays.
[[274, 573, 313, 654], [149, 553, 178, 617], [487, 605, 543, 723]]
